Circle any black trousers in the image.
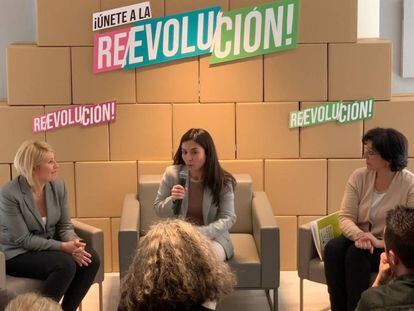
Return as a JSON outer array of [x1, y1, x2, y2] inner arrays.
[[6, 246, 100, 311], [324, 235, 382, 311]]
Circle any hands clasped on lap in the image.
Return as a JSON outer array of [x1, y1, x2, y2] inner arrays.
[[61, 240, 92, 267], [355, 232, 383, 254]]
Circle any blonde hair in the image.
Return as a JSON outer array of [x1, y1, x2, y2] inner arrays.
[[5, 292, 62, 311], [13, 140, 53, 187], [120, 219, 236, 311]]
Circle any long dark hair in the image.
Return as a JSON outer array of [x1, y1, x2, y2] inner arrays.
[[173, 128, 236, 206]]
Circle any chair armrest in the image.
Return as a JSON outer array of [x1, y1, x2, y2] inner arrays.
[[72, 219, 104, 284], [297, 223, 319, 279], [0, 252, 5, 289], [252, 191, 280, 288], [119, 194, 140, 280]]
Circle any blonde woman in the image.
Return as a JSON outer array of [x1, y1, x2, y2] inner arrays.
[[119, 219, 236, 311], [5, 292, 62, 311], [0, 141, 100, 311]]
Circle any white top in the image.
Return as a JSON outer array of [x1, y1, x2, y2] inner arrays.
[[41, 216, 47, 225], [369, 191, 386, 224]]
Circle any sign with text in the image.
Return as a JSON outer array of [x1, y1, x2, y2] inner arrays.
[[94, 6, 221, 73], [289, 99, 374, 128], [92, 2, 151, 31], [210, 0, 299, 64], [33, 101, 116, 133]]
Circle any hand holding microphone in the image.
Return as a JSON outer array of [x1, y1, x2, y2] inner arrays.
[[171, 185, 185, 200], [172, 169, 188, 215]]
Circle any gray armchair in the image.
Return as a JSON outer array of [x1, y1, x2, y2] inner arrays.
[[297, 223, 326, 311], [119, 174, 280, 311], [0, 220, 105, 311], [298, 222, 377, 311]]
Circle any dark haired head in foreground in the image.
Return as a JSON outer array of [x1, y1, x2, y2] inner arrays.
[[356, 206, 414, 310]]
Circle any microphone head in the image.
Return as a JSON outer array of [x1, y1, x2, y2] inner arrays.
[[179, 169, 188, 184]]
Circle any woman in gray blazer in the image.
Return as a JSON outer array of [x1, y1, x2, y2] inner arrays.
[[154, 128, 236, 260], [0, 140, 100, 311]]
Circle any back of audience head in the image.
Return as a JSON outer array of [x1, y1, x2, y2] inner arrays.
[[384, 206, 414, 271], [5, 292, 62, 311], [120, 219, 236, 311]]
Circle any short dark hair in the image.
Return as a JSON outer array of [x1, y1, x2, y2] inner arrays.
[[384, 206, 414, 269], [362, 127, 408, 171]]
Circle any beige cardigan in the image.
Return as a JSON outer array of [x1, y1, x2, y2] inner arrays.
[[339, 167, 414, 241]]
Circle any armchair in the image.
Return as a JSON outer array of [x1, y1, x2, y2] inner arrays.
[[119, 174, 280, 311], [0, 220, 104, 311]]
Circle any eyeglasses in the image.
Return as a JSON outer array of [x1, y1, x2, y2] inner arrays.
[[363, 147, 378, 156]]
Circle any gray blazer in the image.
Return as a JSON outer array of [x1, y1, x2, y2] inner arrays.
[[153, 165, 236, 258], [0, 176, 79, 260]]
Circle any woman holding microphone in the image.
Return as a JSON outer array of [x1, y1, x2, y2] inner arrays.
[[154, 128, 236, 260]]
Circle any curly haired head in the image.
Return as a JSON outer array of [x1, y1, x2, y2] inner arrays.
[[119, 219, 236, 311], [5, 292, 61, 311]]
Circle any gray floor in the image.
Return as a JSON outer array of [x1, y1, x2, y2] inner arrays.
[[81, 271, 330, 311]]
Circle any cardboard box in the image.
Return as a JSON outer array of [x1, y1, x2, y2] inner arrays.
[[75, 218, 112, 272], [365, 97, 414, 157], [265, 159, 327, 215], [173, 104, 236, 159], [0, 106, 45, 162], [298, 0, 357, 43], [101, 0, 164, 17], [231, 0, 357, 42], [7, 44, 71, 106], [275, 216, 297, 271], [75, 162, 137, 217], [166, 0, 228, 15], [109, 104, 172, 160], [298, 215, 324, 227], [327, 159, 365, 214], [236, 103, 299, 158], [71, 47, 136, 104], [44, 106, 109, 161], [220, 160, 264, 191], [36, 0, 99, 46], [264, 44, 327, 101], [137, 58, 198, 103], [138, 161, 172, 178], [300, 102, 363, 158], [111, 218, 120, 272], [328, 39, 391, 101], [199, 55, 263, 102], [0, 164, 11, 187]]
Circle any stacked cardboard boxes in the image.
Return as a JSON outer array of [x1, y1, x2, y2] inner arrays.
[[2, 0, 400, 272]]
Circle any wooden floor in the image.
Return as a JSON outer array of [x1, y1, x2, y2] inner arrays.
[[81, 271, 331, 311]]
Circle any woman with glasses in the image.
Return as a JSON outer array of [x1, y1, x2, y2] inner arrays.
[[324, 127, 414, 311]]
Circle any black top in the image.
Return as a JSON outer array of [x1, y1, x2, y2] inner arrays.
[[356, 274, 414, 310]]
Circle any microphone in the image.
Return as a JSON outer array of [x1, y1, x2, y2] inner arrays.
[[173, 169, 188, 216]]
